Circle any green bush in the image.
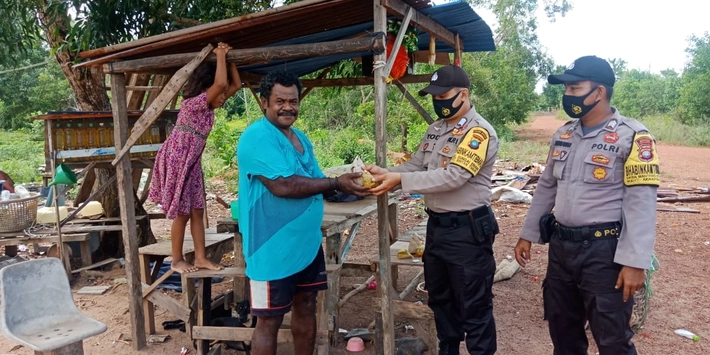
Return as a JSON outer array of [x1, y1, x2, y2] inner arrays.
[[639, 114, 710, 147], [0, 129, 45, 184]]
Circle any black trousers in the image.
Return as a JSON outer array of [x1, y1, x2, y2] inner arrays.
[[423, 219, 497, 354], [544, 236, 637, 355]]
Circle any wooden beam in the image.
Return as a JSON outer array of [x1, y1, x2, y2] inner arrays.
[[106, 85, 163, 92], [454, 33, 463, 66], [373, 0, 395, 354], [141, 283, 192, 322], [111, 45, 213, 166], [375, 298, 435, 320], [382, 0, 458, 48], [77, 0, 332, 60], [126, 74, 152, 110], [301, 67, 331, 99], [240, 74, 431, 89], [143, 75, 171, 109], [192, 326, 328, 344], [383, 6, 414, 80], [110, 73, 146, 350], [395, 80, 434, 124], [142, 269, 175, 298], [102, 36, 386, 74]]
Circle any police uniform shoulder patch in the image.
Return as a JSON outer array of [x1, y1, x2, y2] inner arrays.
[[624, 131, 660, 186], [450, 126, 490, 176]]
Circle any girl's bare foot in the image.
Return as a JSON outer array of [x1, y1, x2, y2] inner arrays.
[[194, 258, 224, 271], [171, 260, 198, 273]]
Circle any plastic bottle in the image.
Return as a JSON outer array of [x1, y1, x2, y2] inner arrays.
[[64, 123, 75, 150], [87, 122, 98, 149], [54, 122, 66, 150], [108, 123, 115, 146], [675, 329, 700, 342], [148, 124, 161, 156], [75, 122, 86, 149], [165, 119, 175, 138], [97, 123, 108, 147]]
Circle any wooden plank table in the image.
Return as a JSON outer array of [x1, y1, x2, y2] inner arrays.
[[216, 193, 400, 355], [138, 228, 234, 335]]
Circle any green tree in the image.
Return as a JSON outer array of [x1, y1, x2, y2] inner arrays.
[[677, 33, 710, 124], [539, 64, 567, 111], [0, 0, 289, 112], [0, 46, 74, 129]]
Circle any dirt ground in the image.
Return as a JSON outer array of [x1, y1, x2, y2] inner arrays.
[[2, 115, 709, 355]]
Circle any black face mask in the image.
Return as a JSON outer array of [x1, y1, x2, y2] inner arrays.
[[562, 87, 600, 118], [433, 91, 464, 119]]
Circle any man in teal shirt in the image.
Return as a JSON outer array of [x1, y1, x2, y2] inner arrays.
[[237, 70, 369, 355]]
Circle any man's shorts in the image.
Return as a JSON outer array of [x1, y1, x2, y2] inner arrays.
[[249, 246, 328, 317]]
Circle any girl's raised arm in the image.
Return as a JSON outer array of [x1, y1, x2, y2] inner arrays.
[[205, 42, 230, 107], [224, 63, 242, 100]]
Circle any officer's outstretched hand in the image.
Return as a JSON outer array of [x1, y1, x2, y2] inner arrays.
[[337, 173, 371, 197], [514, 238, 532, 267], [368, 172, 401, 196], [615, 266, 646, 302], [364, 164, 389, 175]]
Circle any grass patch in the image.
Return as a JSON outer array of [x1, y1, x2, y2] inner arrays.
[[0, 130, 45, 184], [498, 138, 549, 165], [638, 114, 710, 147]]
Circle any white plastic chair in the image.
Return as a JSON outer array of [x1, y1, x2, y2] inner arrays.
[[0, 258, 107, 353]]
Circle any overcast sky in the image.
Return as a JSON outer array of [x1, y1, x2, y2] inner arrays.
[[433, 0, 710, 74]]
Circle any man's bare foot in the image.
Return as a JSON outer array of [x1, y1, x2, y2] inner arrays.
[[194, 258, 224, 271], [171, 260, 198, 273]]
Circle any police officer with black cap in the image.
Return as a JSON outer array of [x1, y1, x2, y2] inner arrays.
[[366, 64, 499, 355], [514, 55, 659, 355]]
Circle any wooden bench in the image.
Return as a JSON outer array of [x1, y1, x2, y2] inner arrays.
[[0, 233, 93, 271], [138, 228, 235, 337]]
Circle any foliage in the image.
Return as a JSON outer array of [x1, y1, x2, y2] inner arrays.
[[638, 114, 710, 147], [0, 129, 45, 183], [677, 33, 710, 124], [0, 46, 74, 129], [539, 65, 566, 111], [613, 69, 680, 118]]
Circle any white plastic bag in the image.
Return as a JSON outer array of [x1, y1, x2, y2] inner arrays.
[[491, 186, 533, 204]]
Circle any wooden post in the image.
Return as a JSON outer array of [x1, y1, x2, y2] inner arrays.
[[454, 34, 462, 66], [196, 278, 213, 354], [394, 80, 434, 124], [232, 229, 247, 302], [139, 255, 156, 335], [325, 232, 343, 346], [110, 73, 147, 350], [373, 0, 395, 354], [383, 6, 413, 80]]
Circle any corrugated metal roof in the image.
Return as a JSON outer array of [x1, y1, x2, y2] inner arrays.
[[78, 0, 494, 78], [238, 1, 495, 77]]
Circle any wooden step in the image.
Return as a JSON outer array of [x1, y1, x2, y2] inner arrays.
[[183, 267, 246, 279], [192, 326, 328, 344]]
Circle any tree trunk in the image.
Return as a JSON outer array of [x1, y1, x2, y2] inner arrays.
[[37, 3, 110, 111], [38, 3, 156, 258]]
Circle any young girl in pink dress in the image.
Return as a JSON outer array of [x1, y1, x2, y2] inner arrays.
[[149, 42, 241, 273]]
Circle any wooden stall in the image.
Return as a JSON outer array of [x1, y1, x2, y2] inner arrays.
[[70, 0, 495, 353]]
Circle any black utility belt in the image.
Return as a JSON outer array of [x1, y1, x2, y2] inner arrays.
[[426, 205, 499, 244], [554, 221, 622, 242], [426, 209, 471, 227]]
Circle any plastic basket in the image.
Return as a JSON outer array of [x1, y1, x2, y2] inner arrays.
[[0, 193, 40, 233]]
